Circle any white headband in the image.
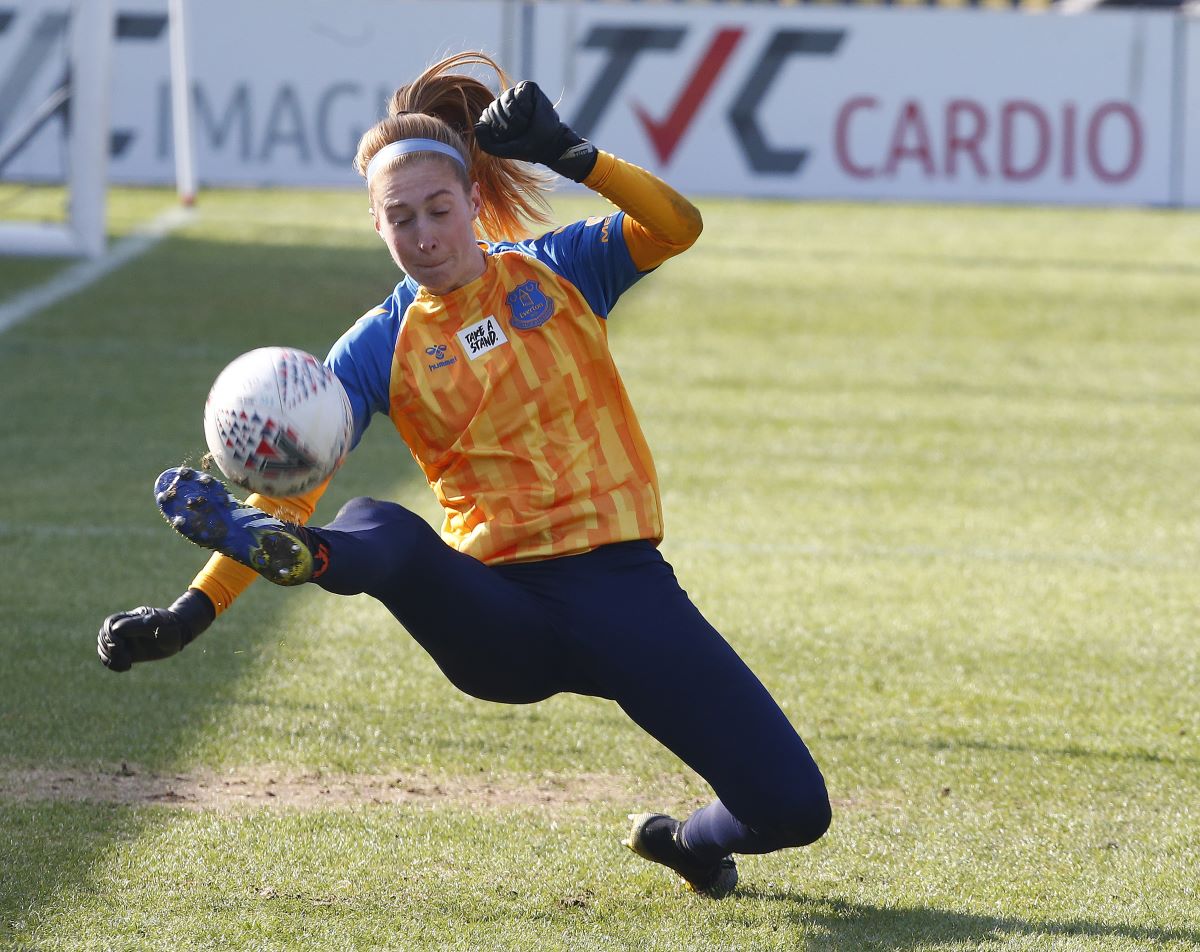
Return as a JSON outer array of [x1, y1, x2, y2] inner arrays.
[[365, 138, 467, 184]]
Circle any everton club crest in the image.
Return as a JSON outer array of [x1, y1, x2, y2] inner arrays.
[[506, 280, 554, 330]]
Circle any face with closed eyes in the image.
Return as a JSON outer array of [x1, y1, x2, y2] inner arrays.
[[371, 157, 486, 296]]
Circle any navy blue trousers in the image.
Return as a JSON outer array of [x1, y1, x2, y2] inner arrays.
[[306, 496, 831, 861]]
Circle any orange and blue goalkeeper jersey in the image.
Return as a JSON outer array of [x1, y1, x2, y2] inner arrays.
[[327, 211, 659, 564], [191, 152, 699, 611]]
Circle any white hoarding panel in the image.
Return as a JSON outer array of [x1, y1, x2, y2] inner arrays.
[[104, 0, 509, 188], [532, 5, 1177, 205], [1182, 16, 1200, 207], [2, 0, 1185, 204]]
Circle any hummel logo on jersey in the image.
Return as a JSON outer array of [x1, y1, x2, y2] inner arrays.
[[425, 342, 457, 371], [457, 315, 508, 360]]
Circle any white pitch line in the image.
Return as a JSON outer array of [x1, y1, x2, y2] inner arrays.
[[0, 205, 195, 335]]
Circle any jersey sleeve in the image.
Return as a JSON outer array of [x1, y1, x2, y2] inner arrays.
[[522, 213, 642, 319], [517, 153, 702, 318], [581, 151, 703, 273], [325, 287, 409, 447]]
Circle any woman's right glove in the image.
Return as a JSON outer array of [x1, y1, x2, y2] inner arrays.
[[97, 588, 215, 672], [474, 80, 598, 182]]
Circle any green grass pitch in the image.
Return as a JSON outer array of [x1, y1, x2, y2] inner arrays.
[[1, 186, 1198, 950]]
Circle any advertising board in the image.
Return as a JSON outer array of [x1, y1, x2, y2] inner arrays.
[[532, 4, 1179, 205], [0, 0, 1194, 206]]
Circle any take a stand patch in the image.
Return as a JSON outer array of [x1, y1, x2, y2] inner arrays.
[[457, 315, 509, 360]]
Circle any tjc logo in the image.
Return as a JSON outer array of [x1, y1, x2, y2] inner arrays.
[[571, 25, 845, 173]]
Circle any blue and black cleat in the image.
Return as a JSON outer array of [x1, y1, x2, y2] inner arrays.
[[625, 813, 738, 899], [154, 466, 313, 586]]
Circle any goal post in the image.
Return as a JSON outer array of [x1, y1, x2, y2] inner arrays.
[[169, 0, 197, 207], [0, 0, 112, 258]]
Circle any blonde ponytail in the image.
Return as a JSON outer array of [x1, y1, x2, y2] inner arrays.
[[353, 51, 554, 242]]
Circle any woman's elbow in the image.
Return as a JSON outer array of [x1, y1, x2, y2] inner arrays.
[[677, 197, 703, 249]]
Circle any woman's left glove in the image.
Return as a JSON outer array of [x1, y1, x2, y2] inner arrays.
[[97, 589, 215, 672], [474, 81, 598, 182]]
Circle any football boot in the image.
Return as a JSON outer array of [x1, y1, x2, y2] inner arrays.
[[625, 812, 738, 899], [154, 466, 313, 586]]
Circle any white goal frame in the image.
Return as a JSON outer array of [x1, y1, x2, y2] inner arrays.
[[0, 0, 112, 258]]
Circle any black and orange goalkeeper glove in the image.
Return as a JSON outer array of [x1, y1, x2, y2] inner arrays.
[[474, 81, 598, 182], [97, 589, 215, 672]]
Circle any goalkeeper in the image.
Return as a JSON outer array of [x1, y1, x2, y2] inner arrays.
[[97, 52, 831, 899]]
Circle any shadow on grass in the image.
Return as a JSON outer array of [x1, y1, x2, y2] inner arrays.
[[925, 735, 1197, 769], [737, 888, 1200, 949], [0, 230, 418, 939], [0, 801, 146, 943]]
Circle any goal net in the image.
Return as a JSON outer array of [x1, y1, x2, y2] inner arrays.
[[0, 0, 112, 258]]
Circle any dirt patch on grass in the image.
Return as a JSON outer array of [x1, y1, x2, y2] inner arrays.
[[0, 763, 708, 813]]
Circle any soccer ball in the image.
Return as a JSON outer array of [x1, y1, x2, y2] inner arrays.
[[203, 347, 354, 497]]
